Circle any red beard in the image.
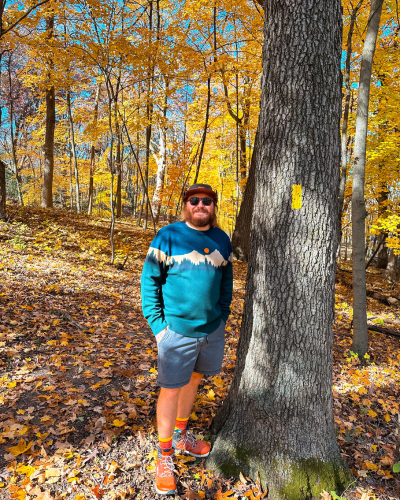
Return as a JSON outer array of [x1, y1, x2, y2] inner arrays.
[[186, 208, 214, 228]]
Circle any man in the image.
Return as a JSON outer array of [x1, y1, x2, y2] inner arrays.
[[141, 183, 233, 495]]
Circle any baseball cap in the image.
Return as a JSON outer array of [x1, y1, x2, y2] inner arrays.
[[183, 183, 218, 203]]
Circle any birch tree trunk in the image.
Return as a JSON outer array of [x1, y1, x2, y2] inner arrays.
[[152, 81, 168, 223], [67, 91, 80, 213], [207, 2, 352, 498], [41, 15, 55, 209], [152, 124, 167, 224], [352, 0, 384, 358]]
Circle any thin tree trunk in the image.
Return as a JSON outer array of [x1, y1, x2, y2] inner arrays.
[[385, 248, 399, 282], [88, 83, 101, 215], [67, 91, 80, 213], [8, 60, 23, 205], [41, 15, 55, 209], [207, 1, 352, 497], [338, 0, 364, 242], [143, 0, 154, 230], [68, 131, 73, 210], [375, 181, 389, 269], [152, 80, 168, 224], [116, 133, 122, 217], [352, 0, 384, 358], [0, 160, 6, 220], [231, 125, 258, 261], [193, 76, 211, 184]]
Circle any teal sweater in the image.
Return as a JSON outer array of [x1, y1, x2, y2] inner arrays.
[[141, 221, 233, 338]]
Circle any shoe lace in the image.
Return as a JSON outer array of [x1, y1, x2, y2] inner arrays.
[[183, 430, 197, 448], [158, 454, 175, 477]]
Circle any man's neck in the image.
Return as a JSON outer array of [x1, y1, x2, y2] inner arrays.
[[185, 221, 210, 231]]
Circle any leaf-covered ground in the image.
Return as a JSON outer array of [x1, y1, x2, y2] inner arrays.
[[0, 207, 399, 500]]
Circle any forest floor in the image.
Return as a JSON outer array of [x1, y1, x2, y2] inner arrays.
[[0, 206, 399, 500]]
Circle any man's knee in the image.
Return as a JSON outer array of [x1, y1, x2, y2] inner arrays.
[[191, 372, 203, 384], [159, 387, 181, 401]]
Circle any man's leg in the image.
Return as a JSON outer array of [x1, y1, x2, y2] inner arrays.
[[155, 387, 180, 495], [157, 387, 181, 440], [172, 372, 211, 458], [177, 372, 203, 419]]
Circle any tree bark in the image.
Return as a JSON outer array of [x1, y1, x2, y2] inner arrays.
[[152, 79, 168, 224], [193, 76, 211, 184], [8, 57, 23, 206], [116, 133, 122, 217], [221, 74, 250, 193], [351, 0, 384, 358], [0, 160, 6, 220], [207, 2, 352, 498], [152, 124, 167, 224], [67, 91, 80, 213], [41, 15, 55, 209], [88, 83, 101, 215], [231, 125, 258, 261], [385, 248, 399, 282], [375, 184, 389, 269], [338, 0, 364, 243]]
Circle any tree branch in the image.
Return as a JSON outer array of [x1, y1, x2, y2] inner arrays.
[[0, 0, 51, 39]]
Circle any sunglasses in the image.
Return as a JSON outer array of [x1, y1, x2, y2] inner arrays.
[[188, 197, 214, 206]]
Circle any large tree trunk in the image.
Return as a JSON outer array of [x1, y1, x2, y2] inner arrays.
[[41, 15, 55, 209], [0, 160, 6, 220], [231, 125, 258, 261], [207, 2, 352, 498], [351, 0, 384, 358]]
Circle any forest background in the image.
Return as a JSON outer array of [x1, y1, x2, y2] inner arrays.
[[1, 1, 400, 500], [0, 0, 398, 258]]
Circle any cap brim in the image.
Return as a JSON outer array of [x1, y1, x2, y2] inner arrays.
[[183, 188, 217, 201]]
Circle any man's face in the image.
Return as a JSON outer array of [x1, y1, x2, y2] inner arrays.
[[185, 195, 215, 228]]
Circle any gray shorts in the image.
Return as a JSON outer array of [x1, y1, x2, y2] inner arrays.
[[156, 320, 225, 388]]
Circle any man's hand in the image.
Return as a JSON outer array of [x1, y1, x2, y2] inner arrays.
[[155, 326, 168, 344]]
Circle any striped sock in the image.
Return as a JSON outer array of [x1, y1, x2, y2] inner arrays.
[[159, 435, 173, 453], [174, 417, 189, 434]]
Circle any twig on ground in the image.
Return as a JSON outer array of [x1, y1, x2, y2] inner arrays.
[[59, 310, 84, 331]]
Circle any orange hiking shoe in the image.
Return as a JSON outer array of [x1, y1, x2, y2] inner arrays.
[[173, 430, 210, 458], [155, 448, 177, 496]]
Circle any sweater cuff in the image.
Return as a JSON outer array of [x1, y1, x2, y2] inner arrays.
[[149, 317, 168, 336]]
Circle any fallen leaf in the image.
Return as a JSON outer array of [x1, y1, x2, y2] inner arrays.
[[8, 438, 33, 456]]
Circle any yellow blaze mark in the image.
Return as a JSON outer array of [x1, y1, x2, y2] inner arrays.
[[292, 185, 302, 209]]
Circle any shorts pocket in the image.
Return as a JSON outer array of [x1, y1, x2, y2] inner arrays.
[[157, 327, 173, 347]]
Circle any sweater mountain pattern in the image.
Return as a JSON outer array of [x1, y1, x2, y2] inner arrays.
[[141, 221, 233, 338]]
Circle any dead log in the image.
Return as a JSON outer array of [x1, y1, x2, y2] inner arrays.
[[366, 290, 399, 306], [367, 323, 400, 339]]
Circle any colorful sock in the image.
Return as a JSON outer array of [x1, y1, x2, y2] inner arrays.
[[174, 417, 189, 434], [159, 435, 173, 453]]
